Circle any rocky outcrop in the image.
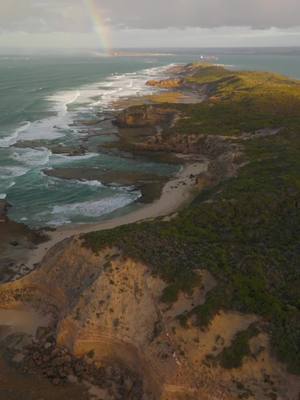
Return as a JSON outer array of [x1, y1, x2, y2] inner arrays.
[[0, 201, 48, 283], [134, 133, 243, 180], [114, 106, 177, 129], [6, 328, 144, 398], [134, 133, 232, 155], [15, 141, 88, 157], [50, 145, 87, 157], [146, 79, 184, 89]]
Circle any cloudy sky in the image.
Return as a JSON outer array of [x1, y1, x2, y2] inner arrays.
[[0, 0, 300, 50]]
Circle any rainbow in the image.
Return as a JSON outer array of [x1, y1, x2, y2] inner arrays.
[[83, 0, 112, 54]]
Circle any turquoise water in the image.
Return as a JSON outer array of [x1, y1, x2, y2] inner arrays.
[[1, 52, 300, 227]]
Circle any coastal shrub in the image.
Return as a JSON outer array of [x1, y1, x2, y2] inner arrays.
[[168, 65, 300, 136], [83, 68, 300, 374], [161, 284, 180, 304], [216, 324, 259, 369], [188, 286, 229, 328]]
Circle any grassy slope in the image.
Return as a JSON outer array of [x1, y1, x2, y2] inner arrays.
[[83, 65, 300, 374]]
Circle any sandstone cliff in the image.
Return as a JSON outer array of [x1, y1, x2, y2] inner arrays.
[[0, 239, 298, 400], [0, 200, 48, 283], [114, 105, 177, 129]]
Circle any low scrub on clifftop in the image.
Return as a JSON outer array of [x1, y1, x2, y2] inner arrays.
[[83, 65, 300, 374], [166, 64, 300, 136], [205, 323, 260, 369]]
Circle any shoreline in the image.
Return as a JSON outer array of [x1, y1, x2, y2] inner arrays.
[[12, 61, 208, 277], [0, 62, 171, 225], [23, 161, 207, 273], [1, 61, 299, 399], [1, 60, 192, 283]]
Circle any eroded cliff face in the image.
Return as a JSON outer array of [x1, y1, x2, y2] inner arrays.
[[0, 239, 298, 400], [146, 79, 185, 89], [114, 106, 177, 129], [134, 131, 240, 156], [0, 200, 48, 284]]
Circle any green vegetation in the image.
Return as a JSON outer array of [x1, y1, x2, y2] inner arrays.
[[205, 324, 259, 369], [169, 64, 300, 136], [82, 65, 300, 374]]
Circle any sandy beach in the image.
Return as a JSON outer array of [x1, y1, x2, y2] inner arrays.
[[24, 161, 207, 273]]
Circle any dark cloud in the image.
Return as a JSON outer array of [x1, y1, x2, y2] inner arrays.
[[0, 0, 299, 33]]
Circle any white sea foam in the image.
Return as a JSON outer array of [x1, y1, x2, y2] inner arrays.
[[46, 176, 105, 189], [72, 179, 104, 188], [48, 90, 81, 115], [7, 181, 16, 189], [4, 91, 82, 144], [0, 148, 50, 190], [1, 63, 172, 227], [0, 121, 31, 148], [50, 192, 141, 225], [48, 217, 72, 226], [0, 181, 16, 201], [76, 64, 170, 111], [50, 152, 99, 165], [12, 147, 51, 167], [0, 64, 169, 150], [0, 166, 28, 179]]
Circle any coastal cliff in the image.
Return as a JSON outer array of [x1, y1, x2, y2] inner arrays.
[[0, 200, 47, 283], [1, 239, 298, 400], [0, 63, 300, 399]]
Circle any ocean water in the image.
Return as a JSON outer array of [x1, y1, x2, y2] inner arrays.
[[1, 51, 300, 227]]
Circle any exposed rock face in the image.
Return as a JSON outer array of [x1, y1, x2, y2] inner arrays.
[[114, 106, 177, 128], [146, 79, 184, 89], [0, 201, 49, 283], [134, 133, 234, 155], [134, 133, 243, 185], [8, 330, 144, 399], [0, 240, 298, 399]]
